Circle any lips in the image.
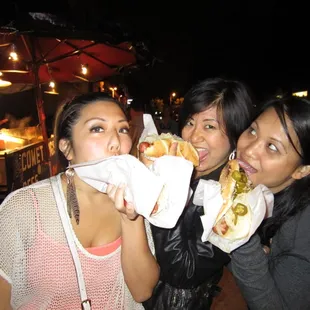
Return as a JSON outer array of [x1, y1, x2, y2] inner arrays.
[[238, 158, 257, 175]]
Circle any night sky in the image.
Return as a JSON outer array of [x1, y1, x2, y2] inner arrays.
[[2, 1, 310, 102]]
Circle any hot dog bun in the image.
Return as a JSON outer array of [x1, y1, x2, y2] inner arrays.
[[212, 159, 253, 240], [138, 133, 199, 167], [216, 159, 240, 222]]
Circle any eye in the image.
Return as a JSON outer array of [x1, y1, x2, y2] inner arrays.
[[185, 119, 194, 126], [90, 126, 104, 133], [119, 127, 129, 134], [204, 124, 215, 130], [268, 143, 278, 152], [249, 127, 256, 136]]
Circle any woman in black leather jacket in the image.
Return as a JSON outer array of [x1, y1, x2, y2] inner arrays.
[[143, 77, 255, 309]]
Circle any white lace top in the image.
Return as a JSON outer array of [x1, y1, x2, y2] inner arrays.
[[0, 174, 155, 309]]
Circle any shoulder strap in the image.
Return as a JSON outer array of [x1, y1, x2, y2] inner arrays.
[[50, 176, 92, 310]]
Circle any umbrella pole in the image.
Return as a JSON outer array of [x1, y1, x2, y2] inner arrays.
[[33, 63, 52, 176], [27, 36, 52, 176]]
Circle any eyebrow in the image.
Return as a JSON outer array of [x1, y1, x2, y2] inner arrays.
[[84, 117, 128, 124], [203, 118, 219, 123], [188, 117, 219, 123]]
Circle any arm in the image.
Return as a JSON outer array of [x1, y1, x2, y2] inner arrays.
[[230, 234, 285, 310], [152, 205, 230, 288], [121, 215, 159, 302], [106, 184, 159, 302], [0, 277, 12, 310], [230, 223, 310, 310]]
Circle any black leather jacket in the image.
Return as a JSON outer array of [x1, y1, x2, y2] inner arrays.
[[143, 164, 230, 310]]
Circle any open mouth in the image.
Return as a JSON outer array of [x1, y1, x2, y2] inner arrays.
[[238, 159, 257, 175], [197, 149, 208, 162]]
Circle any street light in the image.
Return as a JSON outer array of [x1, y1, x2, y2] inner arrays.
[[170, 92, 176, 104], [109, 87, 117, 98]]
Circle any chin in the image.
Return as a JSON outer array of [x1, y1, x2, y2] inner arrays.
[[195, 164, 207, 172]]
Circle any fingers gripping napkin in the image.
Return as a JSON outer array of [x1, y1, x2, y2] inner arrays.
[[193, 159, 274, 253], [138, 132, 199, 167]]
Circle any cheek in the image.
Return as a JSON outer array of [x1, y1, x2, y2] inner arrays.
[[120, 137, 132, 154], [250, 159, 292, 188], [236, 135, 250, 158], [237, 134, 247, 149], [181, 127, 191, 140], [84, 144, 107, 161], [210, 134, 231, 153]]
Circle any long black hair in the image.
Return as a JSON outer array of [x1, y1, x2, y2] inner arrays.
[[258, 96, 310, 244]]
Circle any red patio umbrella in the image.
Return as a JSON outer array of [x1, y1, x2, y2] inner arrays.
[[0, 23, 139, 173]]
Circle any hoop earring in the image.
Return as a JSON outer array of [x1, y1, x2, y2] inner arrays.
[[65, 167, 80, 225], [229, 149, 236, 161]]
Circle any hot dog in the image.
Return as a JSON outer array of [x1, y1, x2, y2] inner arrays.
[[212, 159, 253, 240], [138, 133, 199, 216], [138, 133, 199, 167]]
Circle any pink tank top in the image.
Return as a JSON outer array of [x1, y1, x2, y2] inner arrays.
[[22, 188, 135, 309], [86, 237, 122, 256]]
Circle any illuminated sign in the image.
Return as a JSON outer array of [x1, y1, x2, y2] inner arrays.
[[292, 91, 308, 97]]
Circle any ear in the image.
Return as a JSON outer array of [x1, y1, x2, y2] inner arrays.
[[292, 165, 310, 180], [58, 138, 73, 161]]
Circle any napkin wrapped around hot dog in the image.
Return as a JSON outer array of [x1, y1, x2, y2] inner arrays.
[[193, 159, 274, 253]]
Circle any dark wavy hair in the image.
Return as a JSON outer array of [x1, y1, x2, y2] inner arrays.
[[179, 77, 256, 151], [53, 92, 125, 171], [258, 96, 310, 244]]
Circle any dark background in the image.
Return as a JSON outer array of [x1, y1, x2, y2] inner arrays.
[[1, 0, 310, 102]]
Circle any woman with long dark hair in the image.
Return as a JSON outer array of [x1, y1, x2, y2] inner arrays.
[[231, 96, 310, 309]]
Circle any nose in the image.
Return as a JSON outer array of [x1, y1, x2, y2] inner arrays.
[[243, 139, 262, 159], [189, 126, 204, 144], [108, 130, 121, 153]]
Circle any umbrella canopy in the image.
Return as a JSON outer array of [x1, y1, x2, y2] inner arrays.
[[0, 14, 149, 175], [0, 34, 136, 85]]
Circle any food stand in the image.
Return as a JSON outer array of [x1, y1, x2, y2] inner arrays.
[[0, 14, 153, 201], [0, 127, 52, 201]]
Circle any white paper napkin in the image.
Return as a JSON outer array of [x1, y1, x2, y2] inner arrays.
[[140, 113, 158, 141], [138, 113, 194, 228], [71, 153, 194, 228], [194, 179, 274, 253], [71, 154, 165, 220], [147, 155, 194, 228]]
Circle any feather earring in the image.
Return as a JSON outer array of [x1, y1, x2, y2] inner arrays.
[[65, 167, 80, 224]]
